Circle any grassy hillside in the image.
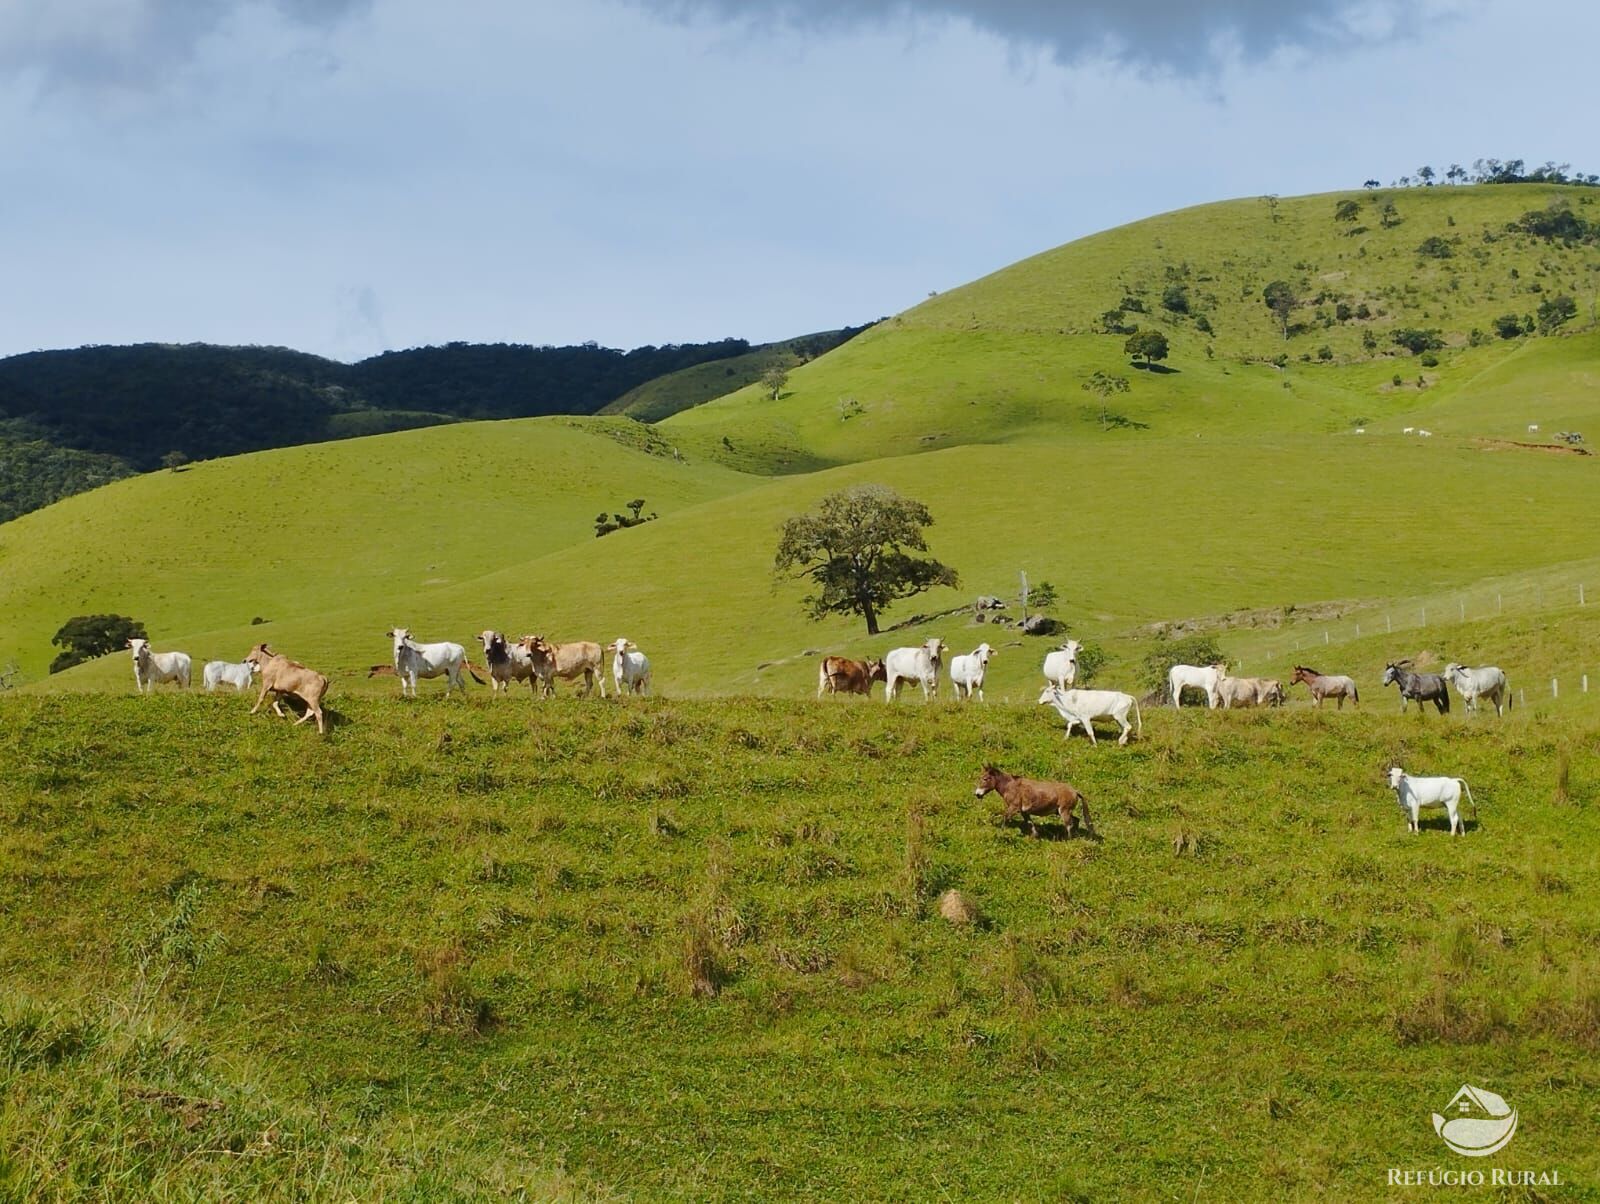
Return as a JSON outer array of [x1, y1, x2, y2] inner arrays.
[[2, 693, 1597, 1198], [0, 418, 755, 681], [664, 186, 1600, 467], [600, 325, 874, 424]]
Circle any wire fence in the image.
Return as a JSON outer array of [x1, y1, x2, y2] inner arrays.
[[1220, 566, 1600, 707]]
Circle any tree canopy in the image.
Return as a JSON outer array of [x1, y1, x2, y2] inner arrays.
[[1123, 330, 1169, 367], [773, 486, 958, 635], [1262, 281, 1296, 339], [50, 614, 146, 675]]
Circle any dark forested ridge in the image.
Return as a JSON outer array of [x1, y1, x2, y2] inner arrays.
[[0, 333, 871, 522]]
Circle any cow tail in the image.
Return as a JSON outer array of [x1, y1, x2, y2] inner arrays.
[[1459, 779, 1479, 825], [1133, 698, 1143, 739], [1078, 794, 1093, 833]]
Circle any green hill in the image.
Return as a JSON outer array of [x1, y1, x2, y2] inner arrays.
[[664, 185, 1600, 467], [600, 324, 876, 423]]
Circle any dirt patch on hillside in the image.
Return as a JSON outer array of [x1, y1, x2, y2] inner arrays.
[[1141, 600, 1357, 639], [1473, 438, 1591, 456]]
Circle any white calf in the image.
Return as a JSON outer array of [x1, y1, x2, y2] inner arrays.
[[1038, 685, 1142, 746], [607, 638, 652, 696], [128, 638, 191, 692], [949, 643, 995, 702], [1041, 640, 1082, 690], [883, 637, 946, 703], [387, 627, 467, 697], [1168, 662, 1225, 708], [1388, 766, 1474, 836], [202, 659, 256, 693]]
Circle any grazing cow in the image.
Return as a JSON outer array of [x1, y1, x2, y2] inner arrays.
[[1382, 661, 1450, 714], [1290, 665, 1359, 709], [607, 638, 652, 696], [1168, 662, 1225, 708], [974, 764, 1091, 838], [1528, 424, 1540, 433], [1417, 429, 1433, 438], [1403, 426, 1415, 434], [387, 628, 467, 697], [883, 637, 946, 703], [1038, 685, 1142, 746], [202, 659, 256, 693], [1442, 663, 1510, 716], [244, 644, 329, 734], [478, 631, 537, 695], [1214, 675, 1285, 709], [518, 635, 606, 698], [817, 656, 886, 698], [949, 643, 996, 702], [1388, 766, 1475, 836], [127, 638, 191, 693], [1041, 639, 1083, 690]]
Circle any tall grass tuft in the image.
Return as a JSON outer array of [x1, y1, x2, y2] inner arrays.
[[901, 804, 930, 915], [416, 942, 497, 1036]]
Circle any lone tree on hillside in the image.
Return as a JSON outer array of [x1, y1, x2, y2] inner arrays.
[[1081, 370, 1131, 428], [760, 365, 789, 401], [1124, 330, 1169, 368], [773, 485, 958, 635], [50, 613, 147, 675], [1263, 280, 1297, 339], [1334, 199, 1362, 223]]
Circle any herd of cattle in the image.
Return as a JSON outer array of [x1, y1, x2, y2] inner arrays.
[[125, 628, 1510, 835]]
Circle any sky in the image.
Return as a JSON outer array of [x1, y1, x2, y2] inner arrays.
[[2, 0, 1596, 362]]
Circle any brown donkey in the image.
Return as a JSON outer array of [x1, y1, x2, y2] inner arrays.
[[974, 765, 1092, 837]]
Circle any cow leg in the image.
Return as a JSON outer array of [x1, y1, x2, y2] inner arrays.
[[250, 682, 271, 715], [1117, 716, 1131, 745]]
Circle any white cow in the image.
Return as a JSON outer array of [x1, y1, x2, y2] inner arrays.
[[949, 643, 995, 702], [884, 637, 946, 703], [1442, 663, 1510, 716], [128, 638, 191, 692], [478, 631, 536, 694], [1388, 766, 1475, 836], [387, 627, 467, 697], [1418, 429, 1433, 438], [1403, 426, 1415, 434], [607, 638, 652, 696], [1528, 424, 1540, 433], [202, 659, 256, 693], [1038, 685, 1143, 746], [1042, 640, 1083, 690], [1168, 662, 1225, 709]]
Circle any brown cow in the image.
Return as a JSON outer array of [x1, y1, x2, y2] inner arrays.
[[518, 635, 606, 698], [245, 644, 329, 734], [973, 765, 1091, 837], [817, 656, 886, 698]]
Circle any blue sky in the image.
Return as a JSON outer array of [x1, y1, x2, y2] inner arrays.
[[2, 0, 1594, 360]]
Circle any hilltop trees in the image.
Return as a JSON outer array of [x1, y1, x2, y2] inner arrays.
[[774, 485, 958, 635], [50, 614, 146, 674], [1537, 295, 1578, 334]]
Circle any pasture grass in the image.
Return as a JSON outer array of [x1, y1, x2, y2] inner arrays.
[[2, 693, 1598, 1199]]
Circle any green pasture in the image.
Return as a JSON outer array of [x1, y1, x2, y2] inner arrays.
[[2, 693, 1597, 1199]]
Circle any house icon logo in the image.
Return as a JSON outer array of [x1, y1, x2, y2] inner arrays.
[[1433, 1084, 1518, 1157]]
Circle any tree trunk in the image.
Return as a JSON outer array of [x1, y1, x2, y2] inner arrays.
[[862, 597, 880, 636]]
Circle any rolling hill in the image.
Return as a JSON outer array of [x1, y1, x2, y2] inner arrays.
[[2, 182, 1595, 697]]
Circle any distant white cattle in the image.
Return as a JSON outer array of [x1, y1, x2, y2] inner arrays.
[[1442, 663, 1510, 717], [387, 627, 467, 697], [1388, 766, 1475, 836], [202, 659, 256, 693], [1168, 662, 1225, 709], [128, 638, 191, 693], [1528, 424, 1540, 433], [1042, 640, 1083, 690], [1038, 685, 1142, 746], [884, 637, 946, 703], [1403, 426, 1415, 434], [949, 643, 995, 702], [607, 637, 652, 696]]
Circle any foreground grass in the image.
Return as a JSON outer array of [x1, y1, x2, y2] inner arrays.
[[2, 694, 1597, 1199]]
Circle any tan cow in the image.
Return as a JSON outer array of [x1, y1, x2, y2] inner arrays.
[[1215, 675, 1286, 709], [817, 656, 886, 698], [518, 635, 607, 698], [244, 643, 329, 734]]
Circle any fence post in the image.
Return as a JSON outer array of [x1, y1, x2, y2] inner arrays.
[[1324, 630, 1330, 645], [1421, 606, 1427, 627], [1356, 622, 1361, 638], [1520, 688, 1527, 708], [1497, 592, 1502, 614], [1459, 600, 1465, 622], [1552, 678, 1559, 699], [1584, 674, 1590, 694], [1386, 614, 1392, 634], [1581, 584, 1587, 607]]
